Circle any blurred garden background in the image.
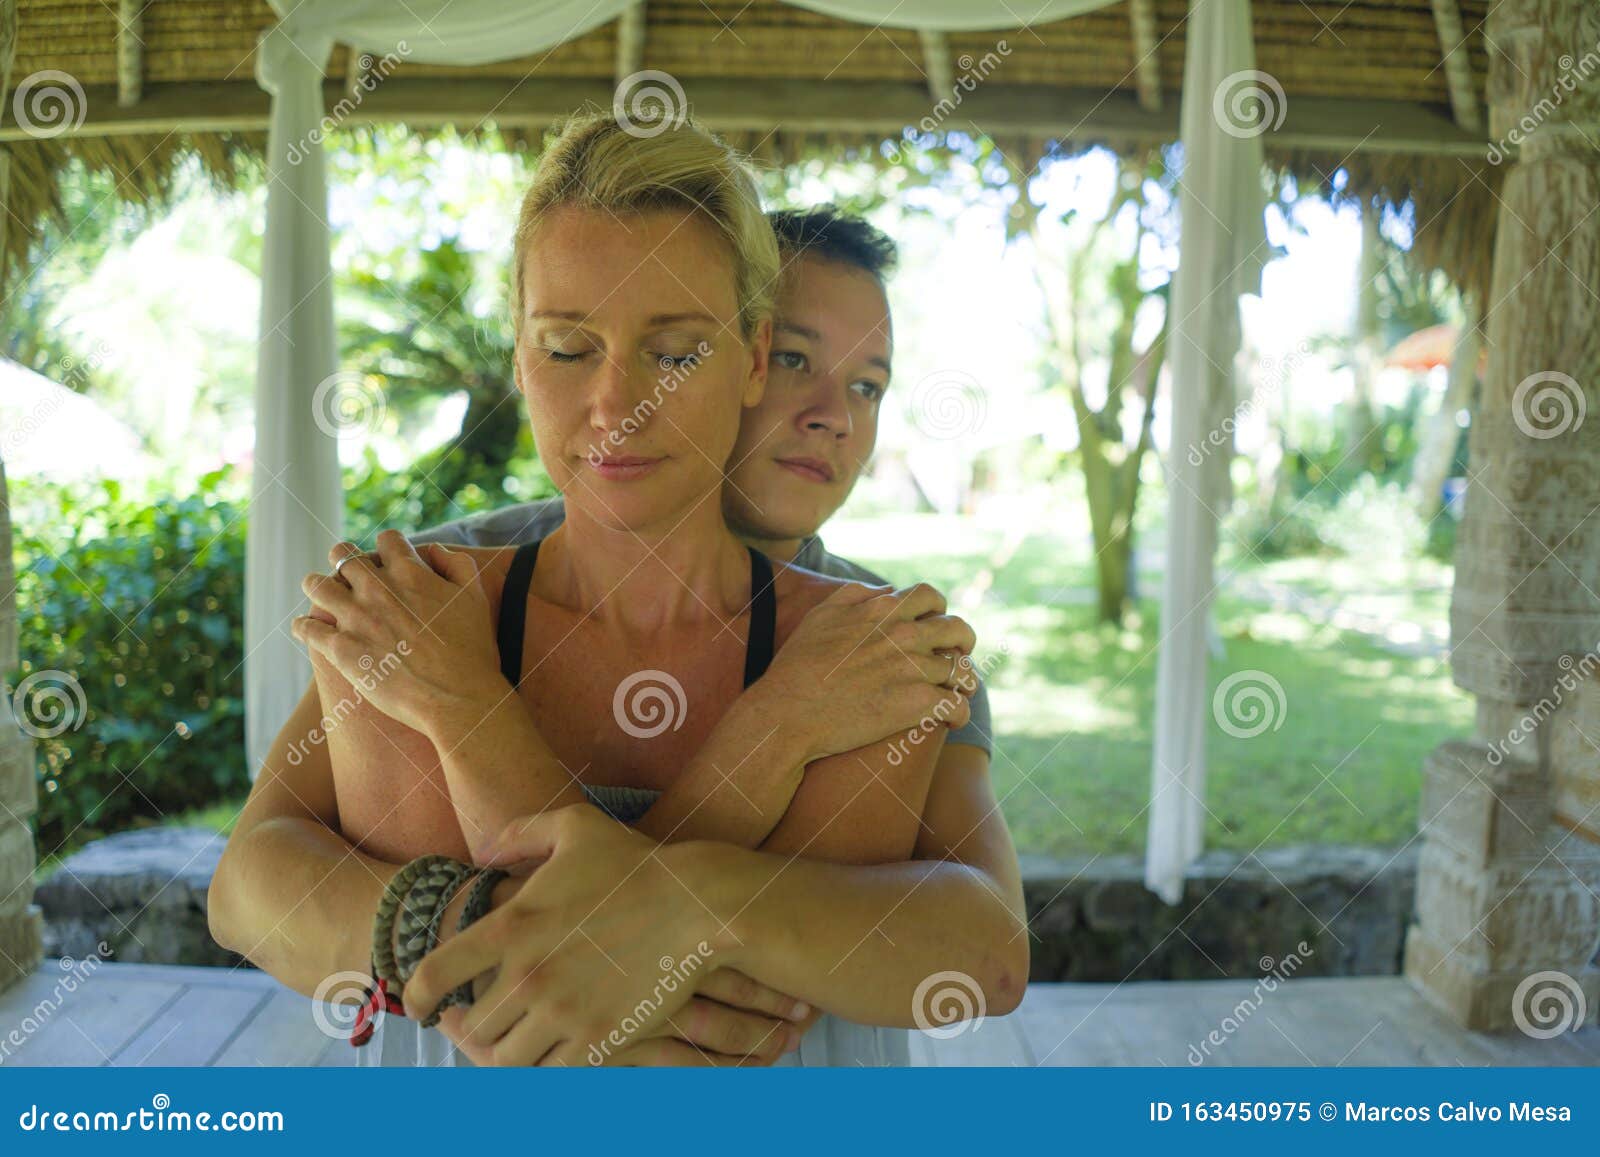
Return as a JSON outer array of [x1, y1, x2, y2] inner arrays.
[[3, 124, 1476, 873]]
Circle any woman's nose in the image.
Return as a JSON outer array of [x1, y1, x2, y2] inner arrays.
[[589, 355, 646, 435]]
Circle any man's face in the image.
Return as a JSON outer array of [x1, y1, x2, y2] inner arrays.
[[723, 253, 891, 543]]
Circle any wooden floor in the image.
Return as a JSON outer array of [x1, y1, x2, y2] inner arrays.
[[1, 963, 1596, 1067]]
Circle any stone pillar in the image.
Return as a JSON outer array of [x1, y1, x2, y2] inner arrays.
[[0, 457, 43, 993], [1403, 0, 1600, 1031]]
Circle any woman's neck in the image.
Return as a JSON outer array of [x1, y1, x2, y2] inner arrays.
[[540, 501, 755, 631]]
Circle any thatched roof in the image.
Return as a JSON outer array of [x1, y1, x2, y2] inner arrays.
[[1, 0, 1499, 294]]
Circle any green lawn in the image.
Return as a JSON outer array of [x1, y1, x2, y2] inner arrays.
[[828, 513, 1471, 858]]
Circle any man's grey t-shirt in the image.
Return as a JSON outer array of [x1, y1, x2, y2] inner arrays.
[[415, 497, 993, 754]]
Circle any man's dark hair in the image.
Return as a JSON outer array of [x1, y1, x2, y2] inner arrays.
[[768, 205, 898, 282]]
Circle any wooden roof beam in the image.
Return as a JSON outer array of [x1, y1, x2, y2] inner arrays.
[[117, 0, 143, 108], [1429, 0, 1481, 132], [1128, 0, 1161, 112], [0, 77, 1494, 158], [616, 3, 646, 83], [917, 30, 953, 103]]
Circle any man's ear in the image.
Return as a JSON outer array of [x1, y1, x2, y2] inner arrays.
[[742, 317, 772, 409]]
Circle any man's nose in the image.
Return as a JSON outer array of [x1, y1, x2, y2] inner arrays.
[[800, 380, 853, 440]]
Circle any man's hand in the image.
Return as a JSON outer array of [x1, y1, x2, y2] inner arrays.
[[757, 582, 978, 763], [291, 530, 505, 739], [432, 966, 807, 1066], [404, 805, 788, 1066]]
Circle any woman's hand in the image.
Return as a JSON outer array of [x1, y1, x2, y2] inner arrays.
[[290, 530, 507, 740], [758, 582, 979, 763], [403, 805, 775, 1066]]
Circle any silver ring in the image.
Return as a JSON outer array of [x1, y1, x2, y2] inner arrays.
[[332, 550, 368, 581], [946, 653, 959, 686]]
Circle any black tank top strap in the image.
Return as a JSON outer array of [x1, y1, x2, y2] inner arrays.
[[495, 537, 775, 690], [496, 538, 541, 687], [743, 548, 777, 688]]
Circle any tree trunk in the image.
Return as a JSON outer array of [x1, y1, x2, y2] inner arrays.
[[1408, 294, 1480, 518], [1346, 201, 1384, 470]]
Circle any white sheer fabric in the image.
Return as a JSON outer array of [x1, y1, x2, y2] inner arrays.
[[786, 0, 1115, 30], [1145, 0, 1268, 904], [245, 0, 1265, 910], [245, 0, 635, 776]]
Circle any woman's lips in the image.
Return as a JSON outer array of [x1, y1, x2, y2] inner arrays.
[[775, 457, 835, 484], [587, 455, 665, 481]]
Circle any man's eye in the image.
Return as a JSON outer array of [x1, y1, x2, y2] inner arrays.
[[851, 380, 884, 402], [773, 350, 808, 372]]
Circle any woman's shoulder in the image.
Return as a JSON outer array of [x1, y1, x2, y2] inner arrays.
[[771, 555, 888, 635]]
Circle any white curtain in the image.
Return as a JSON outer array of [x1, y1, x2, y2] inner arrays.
[[786, 0, 1116, 30], [1145, 0, 1268, 903], [246, 0, 635, 776]]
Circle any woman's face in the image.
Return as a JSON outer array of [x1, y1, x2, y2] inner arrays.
[[514, 204, 769, 533]]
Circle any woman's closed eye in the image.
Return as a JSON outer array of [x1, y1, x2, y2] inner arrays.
[[543, 348, 592, 364]]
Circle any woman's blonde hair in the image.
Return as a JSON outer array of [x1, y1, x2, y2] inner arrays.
[[509, 112, 777, 340]]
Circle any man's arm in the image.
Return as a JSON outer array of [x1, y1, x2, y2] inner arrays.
[[408, 737, 1027, 1059], [700, 741, 1027, 1024]]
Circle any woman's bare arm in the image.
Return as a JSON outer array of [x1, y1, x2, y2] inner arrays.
[[207, 680, 405, 996]]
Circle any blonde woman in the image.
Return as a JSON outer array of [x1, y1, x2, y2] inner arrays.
[[210, 113, 1025, 1066]]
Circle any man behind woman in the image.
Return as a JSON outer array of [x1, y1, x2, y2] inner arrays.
[[211, 111, 1026, 1067]]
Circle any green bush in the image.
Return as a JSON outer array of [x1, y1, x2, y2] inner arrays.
[[9, 452, 554, 859], [9, 470, 247, 858]]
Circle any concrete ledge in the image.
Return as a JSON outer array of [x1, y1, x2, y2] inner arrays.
[[34, 829, 1429, 978], [1023, 844, 1420, 981], [34, 827, 241, 968]]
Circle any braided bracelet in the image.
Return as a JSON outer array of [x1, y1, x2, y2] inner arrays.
[[352, 857, 508, 1045], [392, 859, 476, 985], [433, 868, 509, 1024]]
